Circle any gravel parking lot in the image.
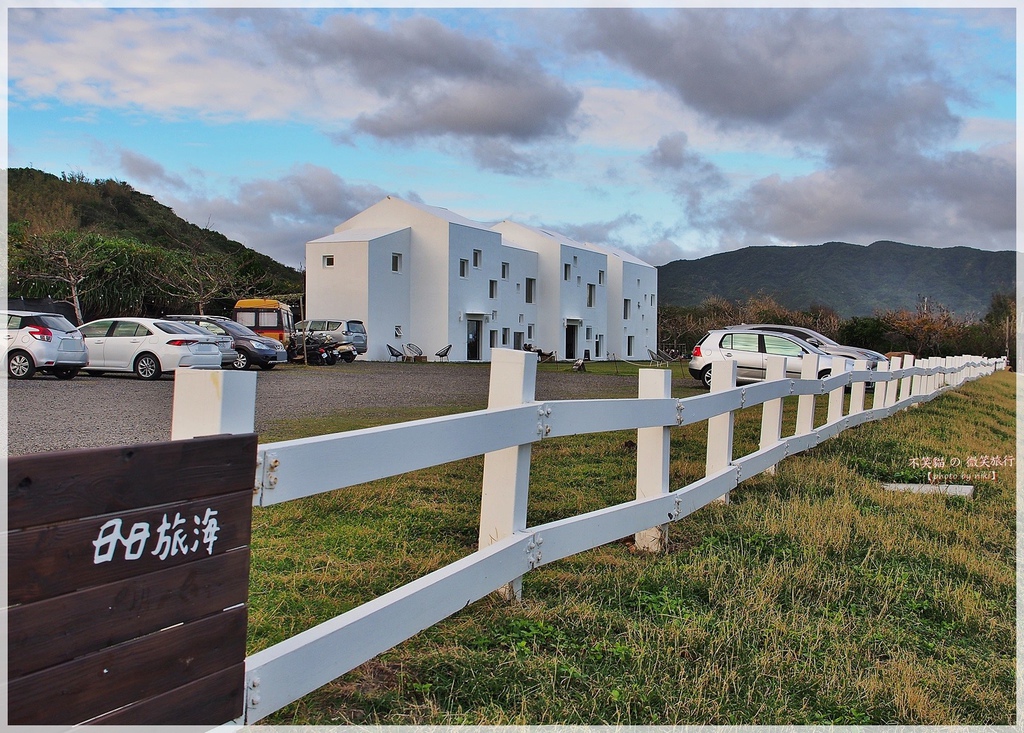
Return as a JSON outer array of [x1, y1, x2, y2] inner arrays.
[[7, 361, 696, 456]]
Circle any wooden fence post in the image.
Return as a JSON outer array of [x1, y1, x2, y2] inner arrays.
[[898, 354, 915, 403], [885, 356, 903, 408], [759, 355, 787, 475], [635, 368, 672, 552], [795, 354, 819, 436], [171, 368, 257, 440], [706, 359, 736, 504], [826, 358, 848, 425], [848, 359, 868, 415], [872, 360, 890, 410], [479, 348, 537, 600]]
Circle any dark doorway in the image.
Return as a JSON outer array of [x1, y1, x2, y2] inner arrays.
[[467, 319, 482, 360], [565, 323, 578, 360]]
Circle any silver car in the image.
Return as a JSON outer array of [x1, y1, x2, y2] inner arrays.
[[295, 319, 367, 356], [2, 310, 89, 379], [727, 324, 886, 367], [689, 328, 845, 388]]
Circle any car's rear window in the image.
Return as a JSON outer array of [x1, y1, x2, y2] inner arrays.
[[154, 321, 197, 334], [347, 322, 366, 334], [36, 314, 78, 332]]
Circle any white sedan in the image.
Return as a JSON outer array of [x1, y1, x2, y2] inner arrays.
[[80, 317, 223, 380]]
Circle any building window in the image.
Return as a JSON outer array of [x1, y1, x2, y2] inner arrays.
[[651, 294, 656, 308], [527, 324, 535, 339], [623, 299, 631, 319], [599, 270, 605, 285], [489, 280, 498, 299], [585, 326, 593, 340], [563, 263, 571, 281], [473, 249, 482, 268], [391, 253, 402, 273], [595, 334, 603, 358], [514, 331, 524, 350], [395, 325, 403, 338], [627, 335, 634, 357], [322, 254, 335, 268], [502, 328, 510, 345], [587, 283, 596, 308], [573, 256, 578, 266], [525, 278, 536, 303], [490, 330, 498, 347], [460, 259, 469, 278], [519, 313, 524, 324], [501, 262, 510, 279], [491, 310, 498, 321]]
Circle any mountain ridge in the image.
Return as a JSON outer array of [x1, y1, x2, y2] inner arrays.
[[657, 240, 1015, 318]]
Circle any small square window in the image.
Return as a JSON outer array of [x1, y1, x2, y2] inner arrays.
[[322, 254, 335, 268], [501, 262, 510, 279], [473, 249, 482, 268], [489, 280, 498, 298], [392, 253, 402, 273], [460, 259, 469, 278], [563, 263, 571, 281]]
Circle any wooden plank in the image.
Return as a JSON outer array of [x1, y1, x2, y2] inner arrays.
[[8, 605, 247, 726], [87, 663, 245, 726], [8, 490, 251, 606], [8, 433, 258, 529], [8, 548, 250, 678]]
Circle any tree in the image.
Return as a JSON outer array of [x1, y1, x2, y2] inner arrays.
[[8, 231, 110, 323], [878, 298, 969, 358]]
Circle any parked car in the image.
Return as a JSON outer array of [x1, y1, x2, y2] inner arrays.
[[164, 314, 289, 370], [79, 317, 222, 380], [295, 319, 367, 355], [689, 328, 847, 388], [727, 324, 886, 367], [174, 321, 234, 367], [2, 309, 89, 379]]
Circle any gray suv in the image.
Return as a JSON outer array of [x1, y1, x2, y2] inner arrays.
[[164, 315, 288, 370], [689, 328, 846, 388], [3, 310, 89, 379]]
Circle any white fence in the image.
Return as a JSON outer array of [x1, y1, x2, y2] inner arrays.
[[175, 349, 1003, 727]]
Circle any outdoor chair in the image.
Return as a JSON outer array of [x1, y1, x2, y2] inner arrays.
[[537, 348, 557, 363], [648, 348, 668, 367], [387, 344, 404, 362], [404, 343, 423, 358], [435, 344, 453, 362]]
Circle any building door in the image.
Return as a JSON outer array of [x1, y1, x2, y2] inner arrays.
[[564, 323, 578, 360], [467, 319, 482, 361]]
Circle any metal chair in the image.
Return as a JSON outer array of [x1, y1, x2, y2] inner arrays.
[[387, 344, 404, 362], [435, 344, 453, 362], [404, 343, 423, 360]]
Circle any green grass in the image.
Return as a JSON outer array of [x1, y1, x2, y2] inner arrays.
[[247, 368, 1016, 725]]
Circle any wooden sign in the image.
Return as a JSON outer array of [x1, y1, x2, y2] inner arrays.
[[7, 433, 257, 726]]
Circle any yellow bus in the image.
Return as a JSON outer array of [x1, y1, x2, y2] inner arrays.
[[233, 299, 296, 348]]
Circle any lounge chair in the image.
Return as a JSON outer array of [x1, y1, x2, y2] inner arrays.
[[648, 348, 668, 367], [387, 344, 404, 362], [435, 344, 453, 362]]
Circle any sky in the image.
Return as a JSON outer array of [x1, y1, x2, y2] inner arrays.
[[5, 4, 1017, 270]]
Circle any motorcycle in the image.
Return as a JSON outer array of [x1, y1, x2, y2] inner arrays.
[[292, 332, 357, 365]]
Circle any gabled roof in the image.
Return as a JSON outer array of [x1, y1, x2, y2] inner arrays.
[[386, 195, 493, 232], [493, 220, 589, 250], [308, 226, 408, 245], [583, 240, 654, 269]]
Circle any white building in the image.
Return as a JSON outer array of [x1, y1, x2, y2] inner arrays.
[[305, 195, 657, 361]]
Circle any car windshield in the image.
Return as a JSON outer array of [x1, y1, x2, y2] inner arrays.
[[219, 320, 261, 338]]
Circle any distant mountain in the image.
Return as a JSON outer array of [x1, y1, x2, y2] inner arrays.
[[657, 241, 1016, 318], [7, 167, 303, 292]]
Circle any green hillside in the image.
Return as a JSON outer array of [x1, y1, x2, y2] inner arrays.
[[657, 241, 1015, 318], [7, 167, 303, 292]]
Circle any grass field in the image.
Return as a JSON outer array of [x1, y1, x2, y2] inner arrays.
[[247, 367, 1016, 725]]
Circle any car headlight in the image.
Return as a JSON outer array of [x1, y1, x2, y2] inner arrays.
[[252, 341, 274, 351]]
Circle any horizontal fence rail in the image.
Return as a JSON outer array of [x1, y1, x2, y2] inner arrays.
[[203, 350, 1002, 726]]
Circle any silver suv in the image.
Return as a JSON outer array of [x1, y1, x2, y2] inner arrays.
[[3, 310, 89, 379], [727, 324, 886, 368], [295, 319, 366, 356], [689, 328, 845, 388]]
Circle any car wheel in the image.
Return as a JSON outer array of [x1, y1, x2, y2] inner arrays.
[[259, 362, 275, 370], [7, 351, 35, 379], [52, 367, 80, 380], [700, 366, 713, 389], [232, 349, 251, 370], [134, 353, 162, 380], [818, 370, 831, 380]]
